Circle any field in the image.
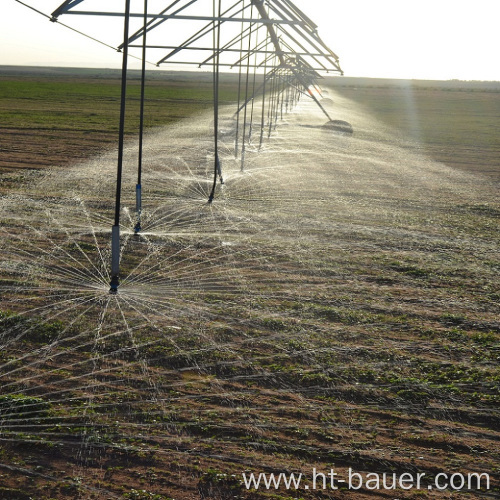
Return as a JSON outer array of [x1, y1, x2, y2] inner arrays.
[[0, 66, 241, 172], [327, 77, 500, 180], [0, 67, 499, 499]]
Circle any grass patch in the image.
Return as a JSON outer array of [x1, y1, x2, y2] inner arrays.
[[0, 71, 240, 171]]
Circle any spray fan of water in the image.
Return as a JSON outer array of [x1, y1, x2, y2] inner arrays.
[[0, 90, 499, 498]]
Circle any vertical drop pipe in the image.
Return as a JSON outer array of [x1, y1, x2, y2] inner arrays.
[[110, 0, 131, 294], [240, 4, 253, 172], [279, 70, 285, 120], [135, 0, 148, 234], [267, 56, 277, 138], [258, 35, 269, 150], [234, 3, 245, 159], [247, 25, 259, 143], [208, 0, 222, 203]]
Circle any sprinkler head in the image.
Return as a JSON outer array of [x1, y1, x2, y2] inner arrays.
[[134, 222, 142, 234], [109, 275, 119, 294], [323, 120, 353, 135]]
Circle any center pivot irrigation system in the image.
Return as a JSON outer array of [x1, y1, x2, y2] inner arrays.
[[48, 0, 346, 294]]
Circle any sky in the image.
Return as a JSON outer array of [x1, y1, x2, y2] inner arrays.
[[1, 0, 499, 81]]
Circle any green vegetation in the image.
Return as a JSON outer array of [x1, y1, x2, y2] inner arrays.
[[0, 393, 51, 419], [0, 310, 68, 344], [0, 69, 240, 171], [0, 78, 238, 132]]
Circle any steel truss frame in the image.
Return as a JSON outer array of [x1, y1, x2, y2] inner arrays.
[[50, 0, 344, 293]]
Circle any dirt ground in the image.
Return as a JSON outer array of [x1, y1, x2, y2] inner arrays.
[[0, 69, 498, 499]]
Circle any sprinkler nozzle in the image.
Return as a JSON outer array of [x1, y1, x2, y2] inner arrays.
[[109, 275, 119, 294], [134, 222, 142, 233]]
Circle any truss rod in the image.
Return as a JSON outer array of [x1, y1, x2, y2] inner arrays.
[[51, 0, 84, 18], [228, 34, 269, 68], [251, 0, 285, 66], [156, 0, 250, 64], [121, 0, 189, 48], [276, 25, 329, 72], [278, 0, 317, 30], [269, 4, 341, 71], [64, 11, 305, 25], [157, 61, 334, 71], [129, 45, 331, 59], [198, 22, 267, 67], [14, 1, 121, 56]]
